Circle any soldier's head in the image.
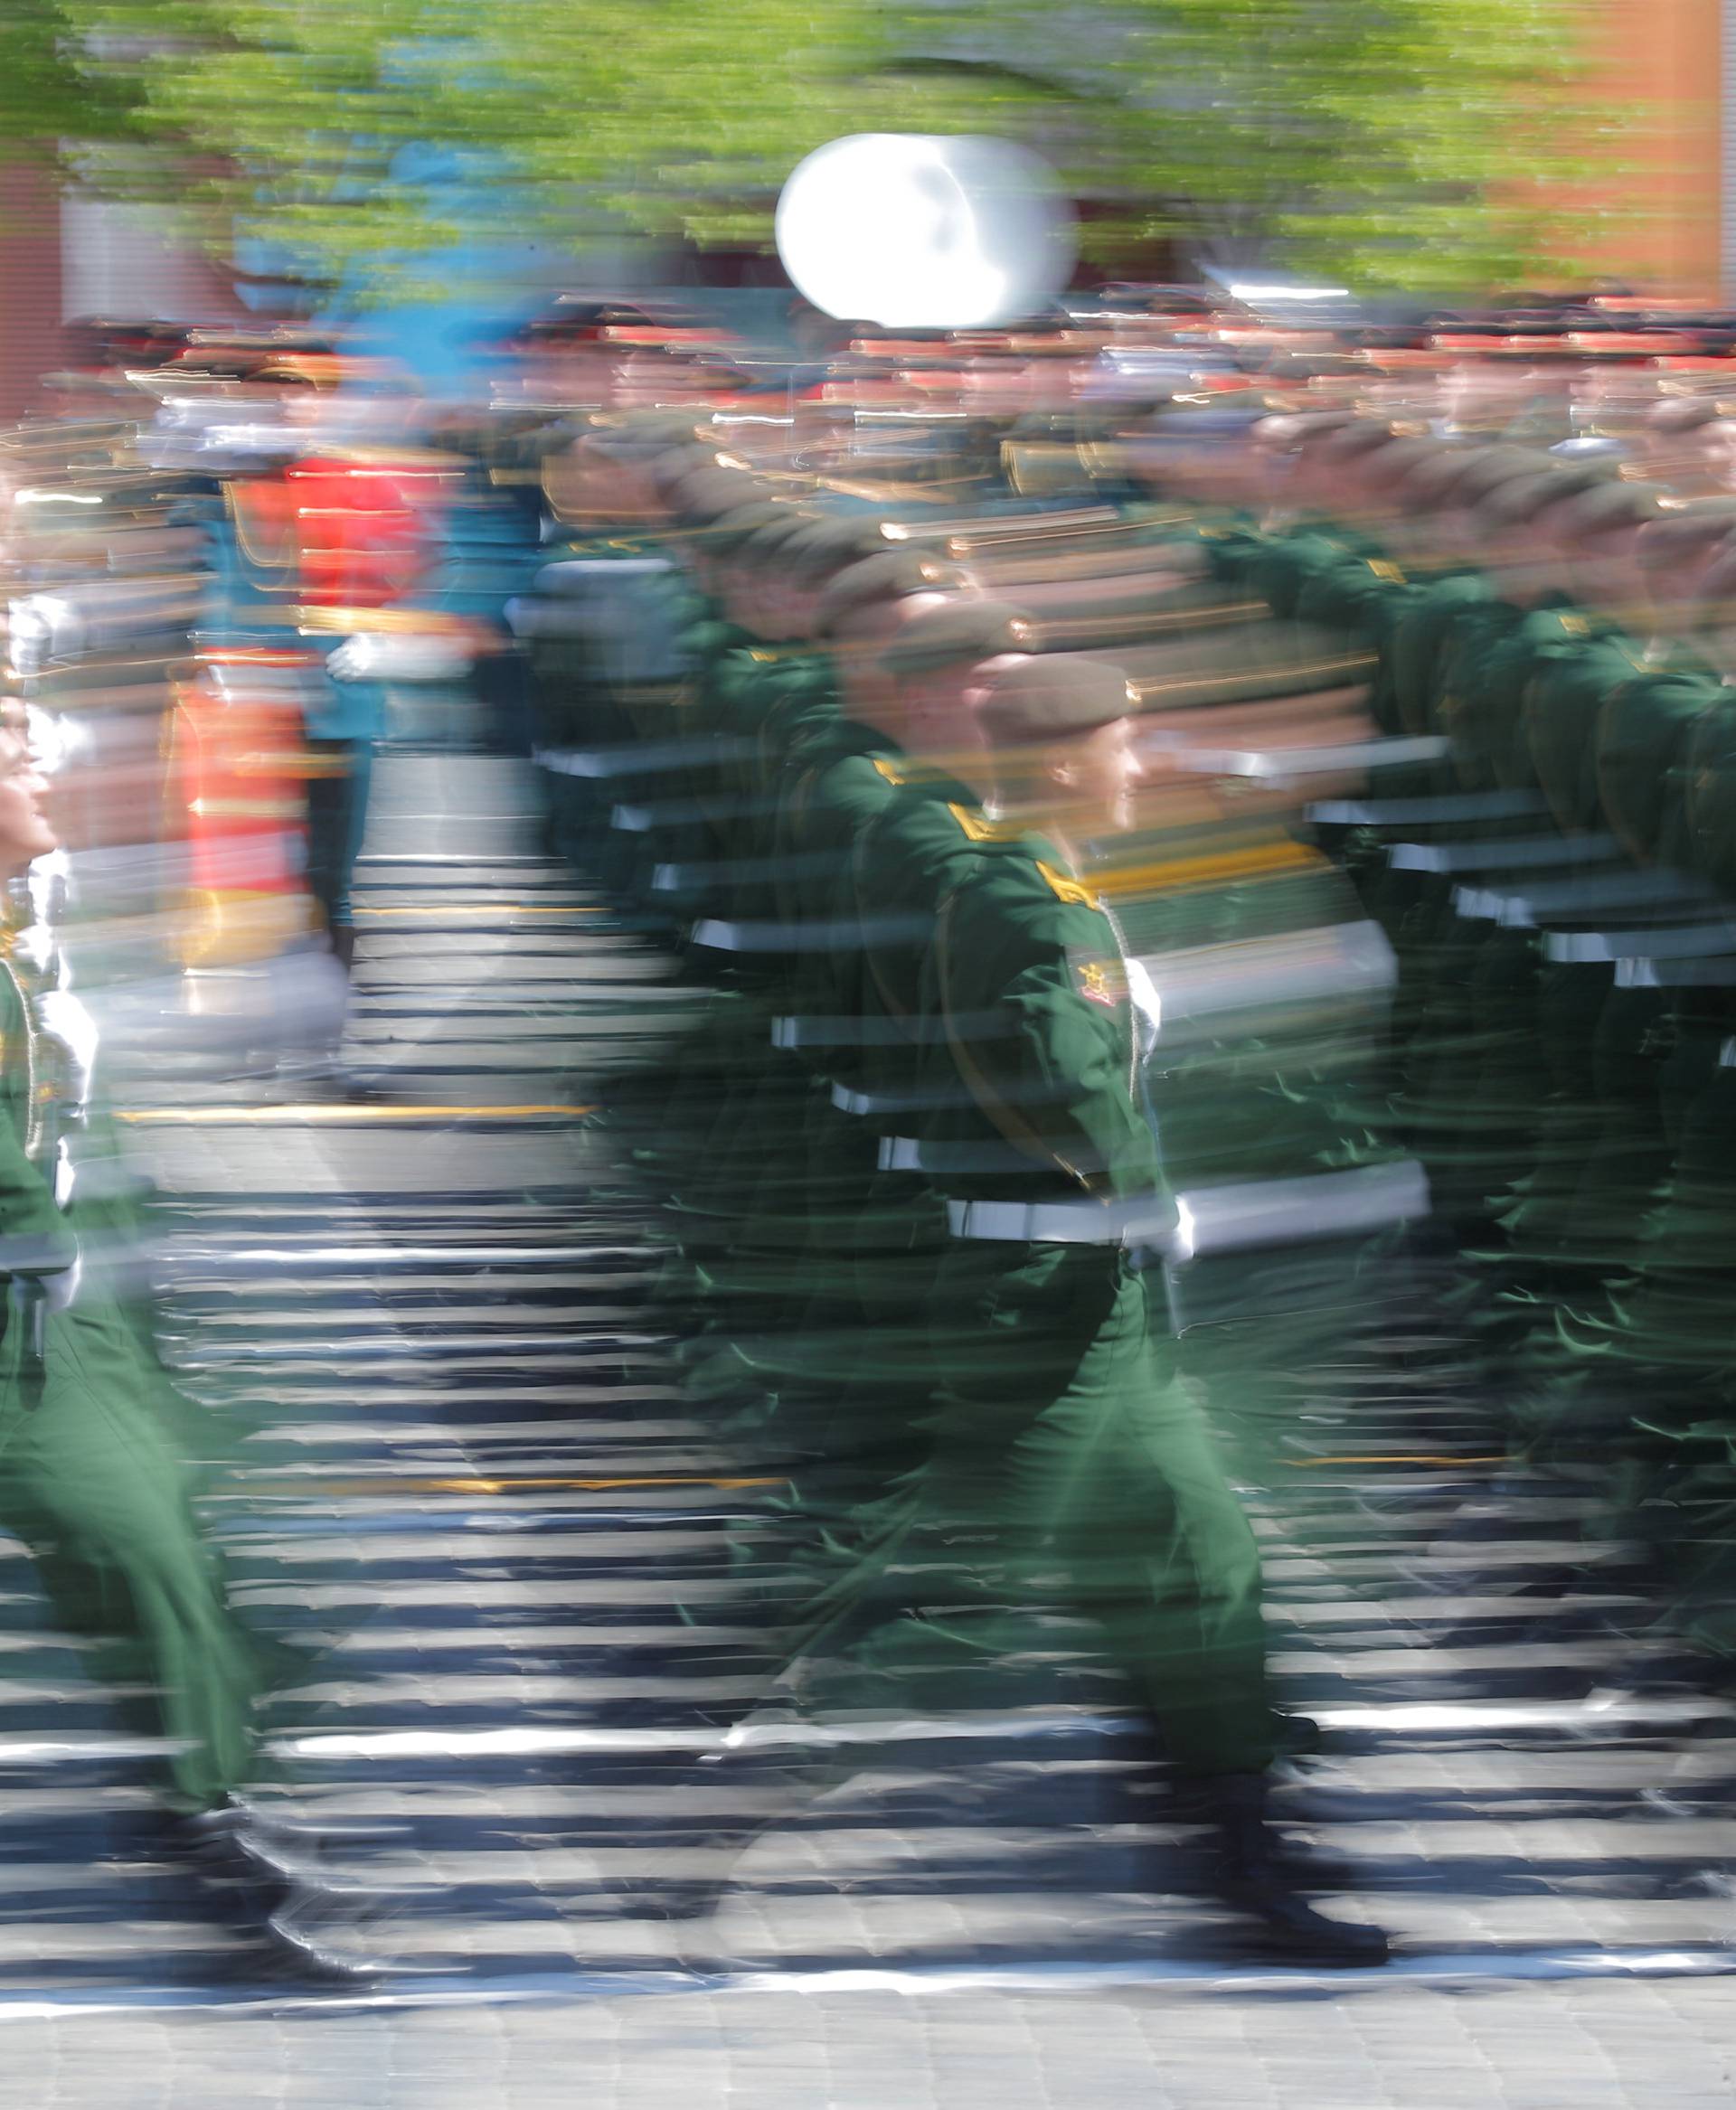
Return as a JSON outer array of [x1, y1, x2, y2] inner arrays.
[[814, 551, 967, 723], [707, 502, 799, 635], [1636, 497, 1736, 623], [1690, 540, 1736, 678], [1260, 412, 1397, 519], [1430, 444, 1551, 554], [1553, 479, 1668, 608], [542, 432, 665, 530], [0, 704, 56, 879], [1356, 436, 1448, 518], [1128, 406, 1269, 509], [777, 517, 891, 641], [976, 655, 1147, 837], [1461, 466, 1578, 582], [1640, 394, 1736, 495], [660, 463, 764, 594], [876, 599, 1034, 764], [730, 511, 827, 640]]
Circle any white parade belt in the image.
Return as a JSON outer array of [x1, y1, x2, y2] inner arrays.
[[943, 1160, 1428, 1256]]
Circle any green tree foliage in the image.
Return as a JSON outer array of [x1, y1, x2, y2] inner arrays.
[[0, 0, 1615, 294]]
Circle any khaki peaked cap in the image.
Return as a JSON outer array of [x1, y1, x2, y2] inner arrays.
[[976, 655, 1139, 748], [879, 599, 1034, 677]]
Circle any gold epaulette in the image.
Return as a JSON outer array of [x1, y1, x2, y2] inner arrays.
[[1096, 838, 1328, 898], [1036, 859, 1098, 907], [947, 802, 999, 841]]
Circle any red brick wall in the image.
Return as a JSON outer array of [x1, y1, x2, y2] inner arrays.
[[0, 161, 62, 420]]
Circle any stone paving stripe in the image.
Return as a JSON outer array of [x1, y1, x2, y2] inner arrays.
[[118, 1105, 593, 1126]]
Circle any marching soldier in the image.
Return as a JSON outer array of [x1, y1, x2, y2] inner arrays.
[[0, 707, 370, 1975], [788, 653, 1390, 1964]]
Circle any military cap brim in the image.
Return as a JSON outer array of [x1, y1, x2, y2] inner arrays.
[[1440, 444, 1551, 503], [1316, 418, 1402, 462], [599, 409, 710, 448], [1254, 410, 1357, 450], [1400, 446, 1477, 503], [814, 549, 953, 635], [1692, 543, 1736, 607], [740, 506, 823, 564], [1540, 457, 1623, 500], [1647, 397, 1731, 435], [879, 598, 1034, 677], [706, 500, 796, 555], [784, 516, 891, 585], [665, 465, 766, 523], [976, 654, 1139, 748], [1473, 470, 1581, 528], [1649, 493, 1736, 526], [1637, 496, 1736, 566], [1559, 480, 1667, 538], [1359, 437, 1443, 486], [647, 443, 716, 492]]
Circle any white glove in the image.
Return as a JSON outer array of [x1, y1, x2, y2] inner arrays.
[[327, 632, 473, 683]]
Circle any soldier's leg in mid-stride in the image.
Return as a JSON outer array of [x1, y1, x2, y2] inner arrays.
[[0, 1333, 390, 1973], [914, 1245, 1388, 1963], [918, 1248, 1275, 1772], [0, 1328, 272, 1814]]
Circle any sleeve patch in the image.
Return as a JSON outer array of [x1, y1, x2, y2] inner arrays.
[[1069, 954, 1127, 1009], [948, 801, 995, 840], [871, 757, 908, 785]]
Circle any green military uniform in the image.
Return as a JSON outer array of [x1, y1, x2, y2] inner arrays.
[[0, 944, 274, 1813], [1504, 664, 1727, 1444], [1575, 688, 1736, 1416], [1488, 627, 1686, 1261], [795, 827, 1277, 1777], [677, 647, 890, 1415]]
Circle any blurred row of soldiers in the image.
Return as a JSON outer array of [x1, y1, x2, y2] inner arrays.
[[508, 380, 1736, 1954]]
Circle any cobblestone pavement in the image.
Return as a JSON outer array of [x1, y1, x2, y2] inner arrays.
[[7, 1973, 1736, 2109]]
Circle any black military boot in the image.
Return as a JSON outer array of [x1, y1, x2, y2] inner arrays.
[[1185, 1772, 1391, 1966], [169, 1797, 399, 1981]]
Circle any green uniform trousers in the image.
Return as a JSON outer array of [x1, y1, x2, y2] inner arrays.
[[0, 1297, 272, 1813], [798, 1245, 1278, 1780]]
